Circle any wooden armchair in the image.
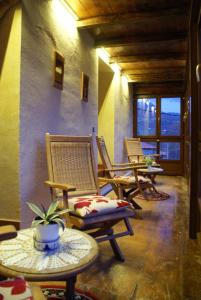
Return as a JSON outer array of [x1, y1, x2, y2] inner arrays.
[[96, 136, 159, 208], [124, 137, 160, 164], [45, 133, 135, 262], [125, 137, 161, 183]]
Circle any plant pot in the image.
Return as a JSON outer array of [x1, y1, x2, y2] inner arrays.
[[34, 223, 60, 251]]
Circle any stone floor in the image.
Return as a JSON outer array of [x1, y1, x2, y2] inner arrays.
[[73, 176, 201, 300]]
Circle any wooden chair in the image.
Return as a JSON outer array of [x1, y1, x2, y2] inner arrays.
[[96, 136, 159, 208], [125, 137, 161, 183], [0, 225, 46, 300], [124, 137, 160, 164], [45, 133, 134, 262]]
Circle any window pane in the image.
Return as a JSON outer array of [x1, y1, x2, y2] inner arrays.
[[141, 141, 157, 156], [137, 98, 156, 136], [161, 97, 181, 136], [160, 142, 180, 160]]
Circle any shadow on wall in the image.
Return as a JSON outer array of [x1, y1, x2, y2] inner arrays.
[[0, 6, 15, 76]]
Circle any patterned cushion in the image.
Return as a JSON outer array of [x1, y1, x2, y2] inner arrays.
[[68, 195, 130, 218], [115, 175, 150, 183], [0, 278, 33, 300]]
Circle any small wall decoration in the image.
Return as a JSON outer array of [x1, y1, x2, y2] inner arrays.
[[81, 72, 89, 101], [53, 51, 64, 90]]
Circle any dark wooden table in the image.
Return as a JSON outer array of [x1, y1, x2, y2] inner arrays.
[[0, 228, 99, 300]]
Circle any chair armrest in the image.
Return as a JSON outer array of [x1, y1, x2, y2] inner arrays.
[[98, 177, 133, 185], [112, 163, 136, 167], [0, 225, 17, 241], [128, 154, 144, 158], [44, 181, 76, 192], [105, 166, 136, 172], [98, 177, 118, 184]]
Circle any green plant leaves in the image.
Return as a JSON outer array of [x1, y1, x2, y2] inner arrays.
[[31, 219, 44, 227], [56, 208, 70, 215], [27, 202, 45, 219], [27, 200, 69, 229], [46, 200, 59, 217]]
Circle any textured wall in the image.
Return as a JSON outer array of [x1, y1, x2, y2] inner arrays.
[[20, 0, 98, 227], [0, 6, 21, 220], [114, 78, 133, 163]]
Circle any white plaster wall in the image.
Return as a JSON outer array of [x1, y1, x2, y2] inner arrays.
[[114, 78, 133, 163], [20, 0, 98, 227]]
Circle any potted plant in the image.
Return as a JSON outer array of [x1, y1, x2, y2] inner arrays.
[[144, 156, 154, 169], [27, 200, 69, 251]]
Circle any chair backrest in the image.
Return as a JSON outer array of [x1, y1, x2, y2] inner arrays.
[[46, 133, 100, 197], [125, 137, 144, 163], [96, 136, 116, 179]]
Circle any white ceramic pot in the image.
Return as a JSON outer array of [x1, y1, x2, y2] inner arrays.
[[35, 223, 59, 242]]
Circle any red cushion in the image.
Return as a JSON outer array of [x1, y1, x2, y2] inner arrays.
[[69, 195, 130, 218], [0, 278, 33, 300]]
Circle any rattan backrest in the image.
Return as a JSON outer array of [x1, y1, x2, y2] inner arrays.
[[96, 136, 116, 178], [46, 134, 99, 197], [125, 137, 144, 163]]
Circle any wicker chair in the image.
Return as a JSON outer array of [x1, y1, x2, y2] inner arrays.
[[96, 136, 160, 208], [45, 133, 134, 262], [125, 137, 161, 183], [124, 137, 160, 164]]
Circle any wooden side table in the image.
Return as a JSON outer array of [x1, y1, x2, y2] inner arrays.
[[0, 228, 99, 300], [138, 167, 164, 184]]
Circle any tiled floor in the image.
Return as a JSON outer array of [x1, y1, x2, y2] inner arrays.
[[74, 176, 201, 300]]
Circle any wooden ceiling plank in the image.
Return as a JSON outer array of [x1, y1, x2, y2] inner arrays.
[[123, 67, 185, 75], [0, 0, 19, 19], [77, 8, 187, 29], [95, 32, 187, 47], [109, 52, 187, 63]]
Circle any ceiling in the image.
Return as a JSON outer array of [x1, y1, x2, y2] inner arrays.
[[0, 0, 190, 94], [66, 0, 190, 94]]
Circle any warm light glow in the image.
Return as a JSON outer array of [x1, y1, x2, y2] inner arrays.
[[111, 63, 121, 74], [51, 0, 78, 37], [97, 48, 110, 64], [97, 48, 122, 74], [121, 74, 128, 84], [60, 0, 78, 20]]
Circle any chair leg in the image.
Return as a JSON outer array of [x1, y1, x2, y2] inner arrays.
[[108, 229, 125, 262]]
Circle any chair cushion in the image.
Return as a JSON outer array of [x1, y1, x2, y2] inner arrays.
[[68, 195, 130, 218], [0, 278, 33, 300], [115, 175, 150, 183]]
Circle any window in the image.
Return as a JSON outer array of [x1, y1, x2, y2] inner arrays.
[[137, 98, 156, 136]]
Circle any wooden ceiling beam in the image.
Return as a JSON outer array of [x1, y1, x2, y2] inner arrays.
[[95, 32, 187, 48], [0, 0, 19, 19], [109, 53, 187, 63], [123, 67, 185, 75], [77, 8, 187, 29], [128, 74, 185, 83]]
